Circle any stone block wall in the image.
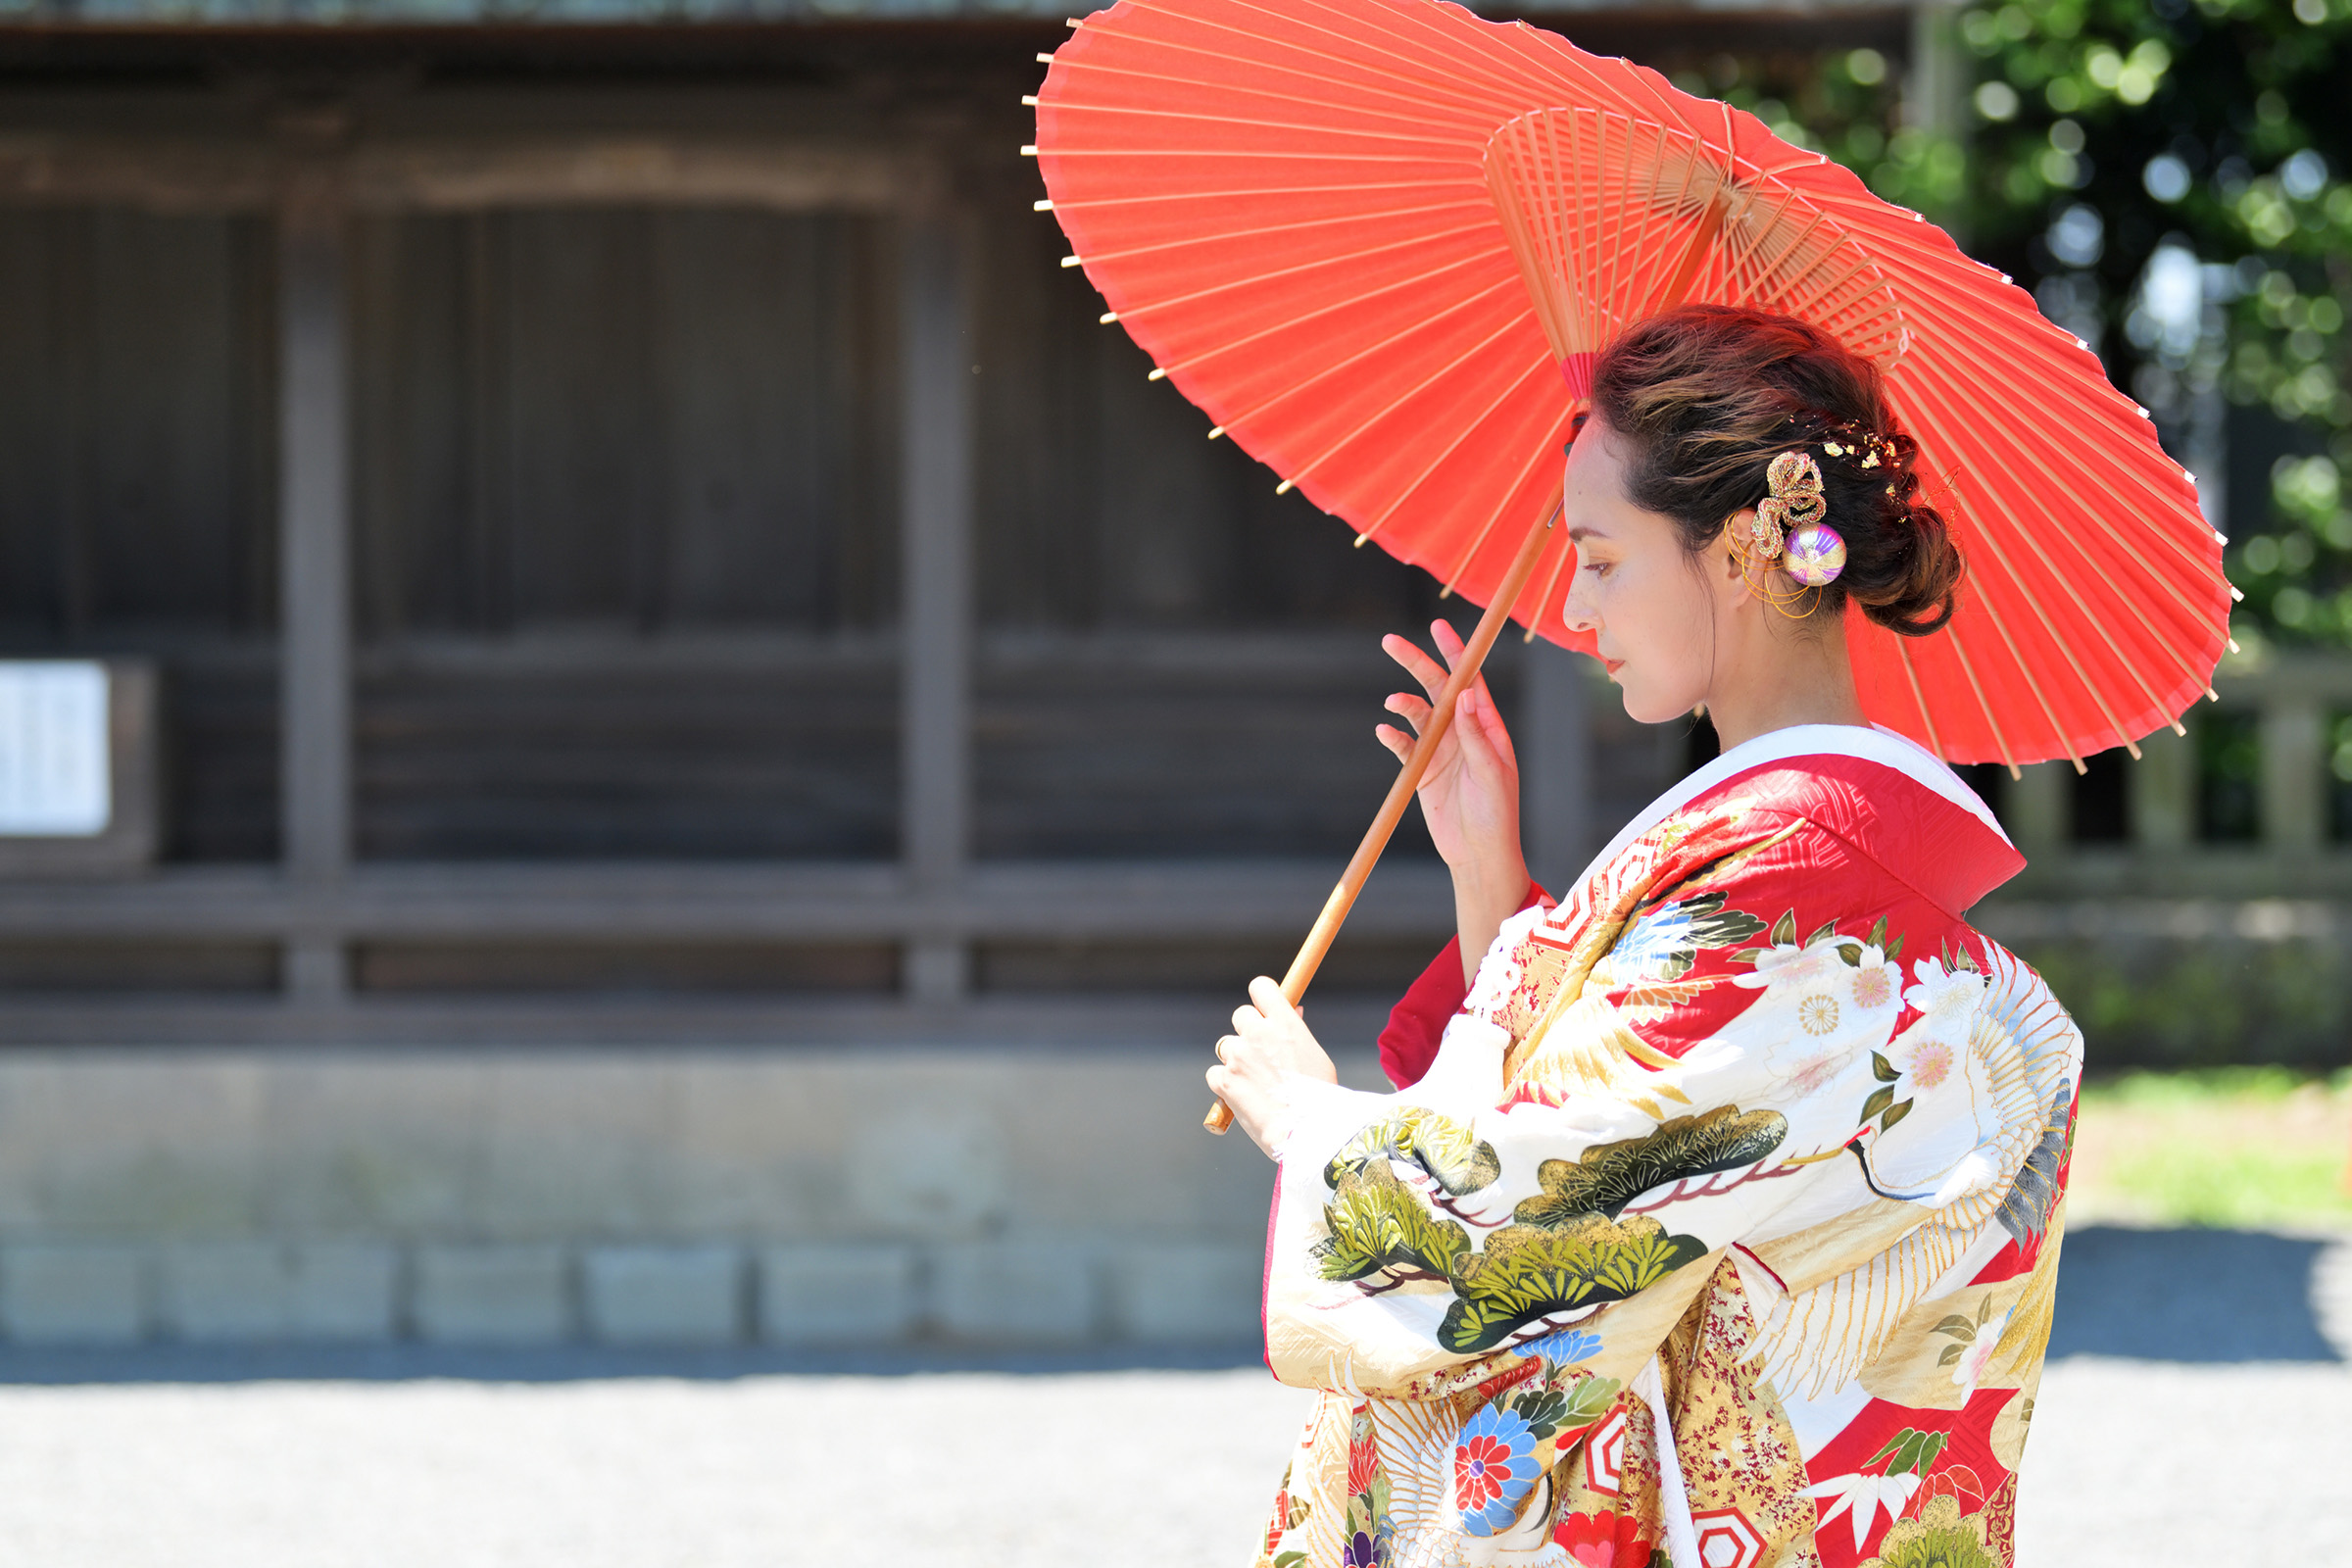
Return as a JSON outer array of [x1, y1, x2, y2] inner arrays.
[[0, 1047, 1329, 1348]]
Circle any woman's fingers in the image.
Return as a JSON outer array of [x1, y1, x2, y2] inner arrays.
[[1384, 692, 1435, 733], [1381, 633, 1451, 705], [1375, 722, 1412, 761], [1249, 974, 1298, 1024]]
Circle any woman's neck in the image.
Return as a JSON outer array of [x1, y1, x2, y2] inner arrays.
[[1702, 620, 1869, 755]]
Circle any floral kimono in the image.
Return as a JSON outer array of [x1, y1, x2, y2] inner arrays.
[[1255, 726, 2079, 1568]]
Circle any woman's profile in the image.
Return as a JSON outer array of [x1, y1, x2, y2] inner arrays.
[[1209, 305, 2078, 1568]]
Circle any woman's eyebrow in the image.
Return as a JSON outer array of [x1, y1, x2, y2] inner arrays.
[[1567, 525, 1610, 544]]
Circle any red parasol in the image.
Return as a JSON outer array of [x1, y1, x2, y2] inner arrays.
[[1022, 0, 2234, 1128]]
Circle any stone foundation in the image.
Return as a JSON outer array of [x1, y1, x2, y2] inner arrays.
[[0, 1047, 1326, 1348]]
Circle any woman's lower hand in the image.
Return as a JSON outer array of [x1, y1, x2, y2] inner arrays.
[[1207, 975, 1339, 1159]]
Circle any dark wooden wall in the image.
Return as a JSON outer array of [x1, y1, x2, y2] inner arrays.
[[0, 209, 280, 860], [0, 187, 1515, 867]]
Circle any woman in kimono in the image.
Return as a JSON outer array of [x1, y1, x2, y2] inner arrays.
[[1208, 305, 2079, 1568]]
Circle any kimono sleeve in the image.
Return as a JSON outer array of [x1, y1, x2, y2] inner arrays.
[[1260, 815, 1958, 1396], [1376, 880, 1549, 1091]]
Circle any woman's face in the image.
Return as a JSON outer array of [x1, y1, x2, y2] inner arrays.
[[1558, 418, 1732, 724]]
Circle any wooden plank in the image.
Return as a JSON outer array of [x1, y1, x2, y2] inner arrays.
[[0, 137, 921, 214], [277, 184, 354, 998], [0, 860, 1457, 942], [899, 211, 973, 1000]]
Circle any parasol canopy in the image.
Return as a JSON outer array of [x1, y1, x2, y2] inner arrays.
[[1027, 0, 2235, 773]]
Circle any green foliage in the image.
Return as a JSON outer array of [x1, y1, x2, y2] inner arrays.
[[1315, 1161, 1473, 1283], [2078, 1066, 2352, 1226], [1937, 0, 2352, 648], [2017, 936, 2348, 1067], [1439, 1214, 1708, 1352], [1512, 1106, 1789, 1225]]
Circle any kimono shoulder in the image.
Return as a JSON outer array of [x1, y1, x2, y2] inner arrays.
[[1378, 747, 2022, 1091]]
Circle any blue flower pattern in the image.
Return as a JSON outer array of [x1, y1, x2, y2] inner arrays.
[[1454, 1403, 1543, 1537], [1608, 901, 1694, 981], [1513, 1324, 1603, 1366]]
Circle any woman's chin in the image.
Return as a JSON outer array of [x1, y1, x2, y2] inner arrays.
[[1619, 686, 1689, 726]]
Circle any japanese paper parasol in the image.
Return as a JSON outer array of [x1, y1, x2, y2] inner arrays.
[[1023, 0, 2234, 1129]]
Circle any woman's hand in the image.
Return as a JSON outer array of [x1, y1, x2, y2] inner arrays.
[[1379, 621, 1532, 977], [1207, 976, 1339, 1159]]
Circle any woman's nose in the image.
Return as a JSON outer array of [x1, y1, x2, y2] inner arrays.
[[1559, 566, 1598, 635]]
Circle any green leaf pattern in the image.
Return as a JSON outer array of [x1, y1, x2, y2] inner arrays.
[[1314, 1161, 1473, 1283], [1511, 1106, 1790, 1225], [1438, 1215, 1709, 1353]]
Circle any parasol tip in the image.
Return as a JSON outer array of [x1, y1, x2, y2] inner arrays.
[[1036, 199, 1054, 212], [1060, 255, 1082, 269], [1100, 311, 1118, 323], [1036, 51, 1054, 63], [1206, 425, 1223, 440], [1020, 145, 1037, 157], [1148, 368, 1166, 381], [1022, 95, 1039, 107], [1275, 479, 1294, 495]]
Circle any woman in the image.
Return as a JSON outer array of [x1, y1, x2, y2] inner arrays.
[[1208, 306, 2079, 1568]]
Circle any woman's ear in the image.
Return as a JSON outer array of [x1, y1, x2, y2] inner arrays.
[[1717, 511, 1760, 605]]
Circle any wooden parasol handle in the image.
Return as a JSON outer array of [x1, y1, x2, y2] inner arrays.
[[1206, 486, 1564, 1134]]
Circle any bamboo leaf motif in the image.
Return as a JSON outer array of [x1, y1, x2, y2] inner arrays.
[[1313, 1162, 1472, 1283], [1437, 1214, 1708, 1352], [1770, 909, 1797, 947], [1510, 1105, 1788, 1226]]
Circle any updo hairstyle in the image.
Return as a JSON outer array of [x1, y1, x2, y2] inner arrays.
[[1589, 304, 1963, 637]]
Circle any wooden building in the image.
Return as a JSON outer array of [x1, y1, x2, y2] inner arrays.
[[0, 6, 1942, 1047], [0, 3, 2341, 1350]]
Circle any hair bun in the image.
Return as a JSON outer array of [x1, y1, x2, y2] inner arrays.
[[1590, 305, 1965, 639]]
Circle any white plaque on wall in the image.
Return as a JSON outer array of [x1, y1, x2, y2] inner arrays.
[[0, 662, 112, 837]]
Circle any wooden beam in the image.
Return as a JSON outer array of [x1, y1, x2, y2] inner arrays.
[[277, 176, 354, 1002], [0, 860, 1459, 943], [0, 137, 921, 214], [346, 140, 920, 213], [2260, 696, 2326, 852], [898, 209, 974, 1004]]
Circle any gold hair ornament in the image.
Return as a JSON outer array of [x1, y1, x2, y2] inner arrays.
[[1726, 450, 1845, 617]]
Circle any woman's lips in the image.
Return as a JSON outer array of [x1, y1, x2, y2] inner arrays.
[[1603, 659, 1626, 675]]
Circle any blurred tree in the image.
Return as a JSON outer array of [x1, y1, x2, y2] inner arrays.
[[1941, 0, 2349, 651], [1668, 1, 2349, 649]]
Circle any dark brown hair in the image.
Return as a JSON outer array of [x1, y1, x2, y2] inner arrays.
[[1590, 304, 1962, 636]]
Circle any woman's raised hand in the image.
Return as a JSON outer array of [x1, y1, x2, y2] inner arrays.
[[1379, 621, 1533, 979], [1379, 620, 1525, 877]]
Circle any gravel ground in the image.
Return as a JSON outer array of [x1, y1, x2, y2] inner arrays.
[[0, 1355, 2342, 1567]]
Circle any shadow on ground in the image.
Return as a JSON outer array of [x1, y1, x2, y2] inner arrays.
[[2051, 1225, 2345, 1362]]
